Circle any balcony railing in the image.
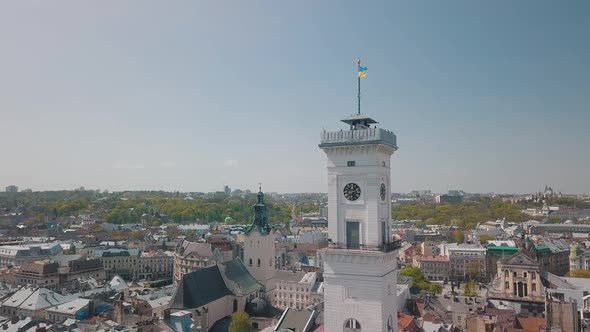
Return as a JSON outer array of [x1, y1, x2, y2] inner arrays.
[[328, 239, 401, 253], [319, 128, 397, 149]]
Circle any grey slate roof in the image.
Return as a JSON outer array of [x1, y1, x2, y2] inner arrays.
[[171, 265, 232, 309], [219, 258, 262, 296], [276, 308, 316, 332]]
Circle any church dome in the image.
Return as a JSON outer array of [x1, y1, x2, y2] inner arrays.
[[245, 298, 273, 318]]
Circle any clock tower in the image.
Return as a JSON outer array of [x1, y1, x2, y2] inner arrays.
[[319, 113, 400, 332]]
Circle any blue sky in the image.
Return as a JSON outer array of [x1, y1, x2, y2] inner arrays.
[[1, 1, 589, 194]]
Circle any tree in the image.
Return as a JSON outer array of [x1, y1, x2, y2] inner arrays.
[[229, 311, 252, 332], [429, 283, 443, 294], [548, 215, 561, 223], [454, 231, 465, 244], [465, 261, 481, 279], [478, 234, 495, 244], [463, 279, 478, 297], [569, 269, 590, 278]]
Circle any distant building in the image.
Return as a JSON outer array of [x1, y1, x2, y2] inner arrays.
[[272, 271, 320, 310], [137, 250, 174, 281], [173, 240, 217, 286], [413, 255, 449, 282], [0, 243, 63, 268], [1, 286, 75, 317], [486, 245, 518, 281], [569, 244, 590, 271], [435, 193, 464, 204], [5, 185, 18, 193], [421, 241, 441, 256], [16, 261, 60, 290], [94, 247, 139, 280], [488, 250, 545, 310], [448, 243, 486, 281], [46, 298, 91, 322], [535, 239, 570, 276]]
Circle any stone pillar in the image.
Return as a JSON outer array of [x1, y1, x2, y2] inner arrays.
[[508, 269, 514, 295], [527, 270, 533, 298]]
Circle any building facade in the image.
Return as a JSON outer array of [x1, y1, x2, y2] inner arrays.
[[173, 240, 216, 286], [413, 255, 449, 282], [0, 243, 63, 268], [448, 244, 486, 281], [15, 261, 60, 290], [95, 247, 139, 280], [272, 271, 319, 310], [138, 250, 174, 281], [319, 114, 400, 332], [489, 251, 544, 303]]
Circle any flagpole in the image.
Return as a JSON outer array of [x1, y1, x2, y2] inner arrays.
[[357, 59, 361, 115]]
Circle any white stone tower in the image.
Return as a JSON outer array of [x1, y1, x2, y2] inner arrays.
[[319, 114, 400, 332]]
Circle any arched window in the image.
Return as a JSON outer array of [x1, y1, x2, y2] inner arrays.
[[344, 318, 361, 331], [257, 259, 261, 267], [233, 299, 238, 312], [249, 258, 252, 266]]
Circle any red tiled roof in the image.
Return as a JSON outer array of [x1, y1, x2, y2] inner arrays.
[[398, 313, 415, 330]]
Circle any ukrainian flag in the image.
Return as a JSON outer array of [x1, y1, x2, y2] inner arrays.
[[358, 66, 368, 78]]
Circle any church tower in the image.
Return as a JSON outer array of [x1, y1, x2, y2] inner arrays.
[[319, 114, 400, 332], [243, 189, 276, 296]]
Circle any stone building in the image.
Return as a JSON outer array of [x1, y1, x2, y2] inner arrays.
[[138, 250, 174, 281], [15, 261, 60, 290], [173, 240, 219, 286], [448, 244, 486, 281], [0, 243, 63, 268], [489, 250, 544, 304], [420, 241, 441, 256], [95, 247, 139, 280], [413, 255, 449, 282], [272, 271, 319, 310]]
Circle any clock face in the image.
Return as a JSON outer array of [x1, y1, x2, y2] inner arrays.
[[380, 183, 387, 201], [343, 183, 361, 201]]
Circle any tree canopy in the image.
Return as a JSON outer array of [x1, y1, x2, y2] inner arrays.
[[400, 266, 442, 295], [394, 198, 533, 229], [229, 311, 252, 332]]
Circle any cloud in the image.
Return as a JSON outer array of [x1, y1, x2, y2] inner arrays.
[[223, 159, 239, 167], [113, 163, 146, 170]]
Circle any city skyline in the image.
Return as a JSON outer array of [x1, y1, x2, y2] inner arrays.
[[1, 1, 589, 194]]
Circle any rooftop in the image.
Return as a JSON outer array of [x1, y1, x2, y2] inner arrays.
[[416, 255, 449, 262], [46, 298, 90, 314]]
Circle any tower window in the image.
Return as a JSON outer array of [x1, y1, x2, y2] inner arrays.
[[257, 259, 261, 267], [347, 161, 355, 167]]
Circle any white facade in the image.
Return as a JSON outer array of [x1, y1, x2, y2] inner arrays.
[[319, 115, 399, 332]]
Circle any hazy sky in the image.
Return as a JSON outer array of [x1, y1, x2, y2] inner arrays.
[[1, 1, 589, 194]]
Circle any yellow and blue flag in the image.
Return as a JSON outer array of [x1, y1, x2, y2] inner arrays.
[[358, 66, 368, 78]]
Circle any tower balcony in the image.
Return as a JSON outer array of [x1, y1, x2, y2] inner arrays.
[[327, 239, 401, 253], [319, 128, 397, 150]]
